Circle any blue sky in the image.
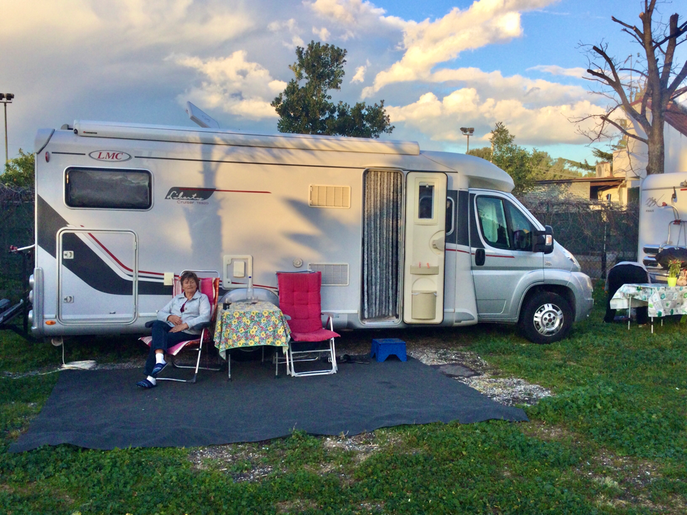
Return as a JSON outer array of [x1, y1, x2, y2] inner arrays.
[[0, 0, 684, 164]]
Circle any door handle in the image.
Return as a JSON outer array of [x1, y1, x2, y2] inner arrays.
[[430, 235, 445, 251], [475, 248, 485, 266]]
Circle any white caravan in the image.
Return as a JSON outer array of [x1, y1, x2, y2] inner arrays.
[[29, 121, 593, 344], [638, 171, 687, 279]]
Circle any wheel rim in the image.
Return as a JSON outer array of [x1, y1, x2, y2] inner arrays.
[[532, 303, 564, 336]]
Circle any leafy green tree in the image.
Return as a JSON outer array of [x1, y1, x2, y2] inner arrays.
[[272, 41, 394, 138], [488, 122, 536, 194], [469, 123, 596, 193], [467, 146, 492, 162], [1, 149, 35, 189]]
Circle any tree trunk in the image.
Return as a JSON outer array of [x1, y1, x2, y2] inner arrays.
[[646, 116, 665, 175]]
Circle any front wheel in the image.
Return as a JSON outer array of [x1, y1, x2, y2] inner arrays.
[[519, 292, 572, 344]]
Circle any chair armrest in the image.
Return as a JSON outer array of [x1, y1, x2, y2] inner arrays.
[[322, 312, 335, 330], [190, 321, 211, 332]]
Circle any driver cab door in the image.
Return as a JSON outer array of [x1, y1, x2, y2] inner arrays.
[[470, 192, 544, 318]]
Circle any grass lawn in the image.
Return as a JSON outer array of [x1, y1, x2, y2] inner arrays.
[[1, 284, 686, 514]]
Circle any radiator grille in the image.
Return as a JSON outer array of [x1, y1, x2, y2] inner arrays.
[[309, 185, 351, 208], [309, 263, 349, 286]]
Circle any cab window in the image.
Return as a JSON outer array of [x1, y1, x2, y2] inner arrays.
[[476, 196, 510, 249], [506, 202, 535, 251], [476, 196, 535, 251]]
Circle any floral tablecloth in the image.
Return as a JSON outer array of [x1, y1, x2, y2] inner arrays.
[[214, 301, 291, 359], [611, 283, 687, 318]]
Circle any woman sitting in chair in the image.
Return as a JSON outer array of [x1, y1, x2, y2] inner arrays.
[[137, 271, 211, 389]]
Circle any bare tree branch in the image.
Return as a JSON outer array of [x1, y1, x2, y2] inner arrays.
[[578, 0, 686, 175]]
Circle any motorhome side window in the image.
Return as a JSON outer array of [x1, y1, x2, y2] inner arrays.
[[65, 167, 152, 209], [418, 184, 434, 219], [476, 196, 535, 251]]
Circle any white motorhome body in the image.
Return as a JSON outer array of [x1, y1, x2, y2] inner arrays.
[[639, 171, 687, 279], [30, 121, 593, 343]]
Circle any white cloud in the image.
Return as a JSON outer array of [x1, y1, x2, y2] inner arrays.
[[172, 52, 286, 120], [305, 0, 408, 37], [313, 26, 331, 41], [387, 87, 606, 146], [268, 17, 305, 48], [429, 68, 588, 108], [528, 65, 587, 78], [363, 0, 557, 97], [0, 0, 254, 51], [350, 60, 370, 83]]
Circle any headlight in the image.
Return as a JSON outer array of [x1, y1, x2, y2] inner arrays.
[[563, 248, 580, 270]]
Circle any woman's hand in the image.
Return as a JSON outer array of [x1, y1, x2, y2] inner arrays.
[[167, 315, 183, 325], [169, 323, 189, 333]]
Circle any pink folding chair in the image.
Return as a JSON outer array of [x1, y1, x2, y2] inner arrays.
[[277, 271, 339, 377], [140, 275, 221, 383]]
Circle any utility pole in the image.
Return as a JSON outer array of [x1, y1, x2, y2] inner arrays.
[[0, 93, 14, 164], [460, 127, 474, 153]]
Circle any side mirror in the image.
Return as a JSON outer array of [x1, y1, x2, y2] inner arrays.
[[512, 230, 532, 251], [533, 225, 554, 254]]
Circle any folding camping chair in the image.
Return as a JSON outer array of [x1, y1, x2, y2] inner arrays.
[[277, 271, 339, 377], [140, 273, 221, 383]]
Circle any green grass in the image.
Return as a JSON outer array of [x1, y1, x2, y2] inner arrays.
[[1, 284, 686, 514]]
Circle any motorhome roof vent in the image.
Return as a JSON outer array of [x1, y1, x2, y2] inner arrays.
[[309, 185, 351, 208], [309, 263, 349, 286]]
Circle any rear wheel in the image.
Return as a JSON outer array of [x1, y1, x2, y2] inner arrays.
[[519, 292, 572, 344]]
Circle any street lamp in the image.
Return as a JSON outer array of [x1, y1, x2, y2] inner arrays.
[[460, 127, 474, 153], [0, 93, 14, 164]]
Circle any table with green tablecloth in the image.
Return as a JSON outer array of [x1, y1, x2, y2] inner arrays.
[[214, 300, 291, 378], [610, 283, 687, 332]]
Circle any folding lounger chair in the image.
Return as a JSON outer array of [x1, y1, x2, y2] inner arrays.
[[277, 271, 339, 377], [140, 274, 221, 383]]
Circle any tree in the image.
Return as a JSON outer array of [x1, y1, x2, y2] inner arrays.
[[489, 123, 536, 194], [582, 1, 687, 175], [272, 41, 394, 138], [1, 149, 35, 189], [469, 123, 594, 193]]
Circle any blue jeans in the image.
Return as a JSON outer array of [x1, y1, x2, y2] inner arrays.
[[145, 320, 196, 376]]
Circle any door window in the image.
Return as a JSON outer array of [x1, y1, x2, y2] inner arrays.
[[476, 196, 535, 251], [505, 202, 535, 251], [418, 184, 434, 219], [476, 196, 510, 249]]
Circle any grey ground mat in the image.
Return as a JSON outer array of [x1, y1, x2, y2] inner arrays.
[[10, 357, 528, 452]]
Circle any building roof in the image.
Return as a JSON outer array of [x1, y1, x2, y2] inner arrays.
[[535, 177, 624, 187]]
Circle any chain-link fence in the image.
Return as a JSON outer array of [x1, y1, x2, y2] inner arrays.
[[522, 198, 639, 280], [0, 185, 34, 302]]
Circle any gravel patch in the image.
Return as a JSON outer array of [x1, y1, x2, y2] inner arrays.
[[457, 374, 553, 407]]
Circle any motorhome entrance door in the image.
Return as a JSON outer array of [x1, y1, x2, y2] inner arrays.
[[403, 173, 447, 324], [57, 229, 138, 325]]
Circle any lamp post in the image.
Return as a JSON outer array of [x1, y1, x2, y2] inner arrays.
[[460, 127, 474, 153], [0, 93, 14, 164]]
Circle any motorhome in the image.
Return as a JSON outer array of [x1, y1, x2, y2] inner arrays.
[[29, 120, 593, 344], [639, 171, 687, 279]]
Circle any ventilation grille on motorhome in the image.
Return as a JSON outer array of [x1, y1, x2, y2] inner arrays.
[[309, 263, 349, 286], [309, 185, 351, 208]]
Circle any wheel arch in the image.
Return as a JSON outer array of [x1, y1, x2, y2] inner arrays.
[[518, 284, 576, 323]]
